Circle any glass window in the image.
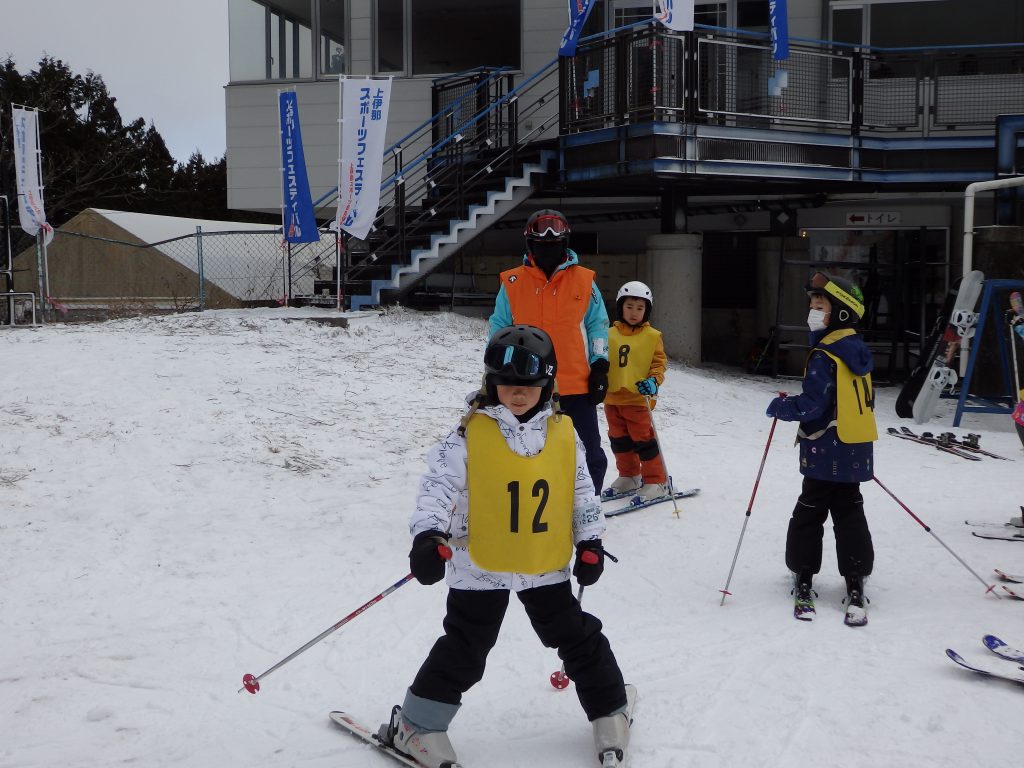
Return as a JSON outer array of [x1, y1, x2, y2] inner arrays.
[[694, 2, 727, 27], [871, 0, 1024, 47], [831, 7, 863, 45], [229, 0, 268, 80], [410, 0, 520, 76], [320, 0, 346, 75], [377, 0, 405, 73], [228, 0, 313, 81]]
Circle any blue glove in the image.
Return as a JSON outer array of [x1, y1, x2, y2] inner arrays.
[[636, 377, 658, 396], [766, 396, 785, 417]]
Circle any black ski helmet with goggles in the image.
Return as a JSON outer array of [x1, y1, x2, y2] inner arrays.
[[483, 325, 558, 404], [524, 209, 571, 275], [806, 271, 865, 330]]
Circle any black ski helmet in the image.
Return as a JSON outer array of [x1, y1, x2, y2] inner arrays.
[[616, 281, 653, 325], [806, 271, 865, 329], [524, 209, 571, 243], [484, 325, 558, 403], [524, 209, 571, 274]]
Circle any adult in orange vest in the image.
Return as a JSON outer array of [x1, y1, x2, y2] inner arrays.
[[488, 209, 610, 493]]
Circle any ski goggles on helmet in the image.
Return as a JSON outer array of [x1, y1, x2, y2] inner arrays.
[[806, 271, 865, 319], [484, 343, 550, 381], [524, 214, 570, 239]]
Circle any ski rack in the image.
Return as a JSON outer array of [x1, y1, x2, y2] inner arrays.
[[953, 278, 1024, 426]]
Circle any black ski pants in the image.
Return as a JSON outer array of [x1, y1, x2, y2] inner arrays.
[[560, 394, 608, 494], [410, 582, 626, 721], [785, 477, 874, 579]]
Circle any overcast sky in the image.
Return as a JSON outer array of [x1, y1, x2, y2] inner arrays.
[[3, 0, 229, 164]]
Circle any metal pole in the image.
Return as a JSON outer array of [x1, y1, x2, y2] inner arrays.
[[196, 226, 205, 311], [34, 231, 45, 321], [872, 476, 999, 597], [719, 400, 784, 605], [643, 394, 680, 518], [239, 573, 416, 694], [335, 231, 342, 311]]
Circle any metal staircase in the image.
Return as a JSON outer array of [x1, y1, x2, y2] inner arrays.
[[304, 60, 560, 310]]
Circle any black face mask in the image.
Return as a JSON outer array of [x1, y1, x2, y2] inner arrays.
[[528, 240, 567, 276]]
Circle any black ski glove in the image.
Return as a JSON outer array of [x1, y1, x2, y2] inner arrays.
[[572, 539, 605, 586], [409, 530, 451, 585], [588, 359, 610, 405]]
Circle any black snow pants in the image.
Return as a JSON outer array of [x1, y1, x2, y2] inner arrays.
[[410, 581, 626, 721], [785, 477, 874, 579]]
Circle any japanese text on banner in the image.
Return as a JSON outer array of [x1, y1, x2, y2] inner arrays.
[[336, 78, 391, 241]]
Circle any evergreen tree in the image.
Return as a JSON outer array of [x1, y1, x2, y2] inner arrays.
[[1, 55, 268, 242]]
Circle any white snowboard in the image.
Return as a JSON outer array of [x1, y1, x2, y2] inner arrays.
[[912, 270, 984, 424]]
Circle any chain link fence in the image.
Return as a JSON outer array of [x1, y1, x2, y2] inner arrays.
[[8, 216, 339, 320]]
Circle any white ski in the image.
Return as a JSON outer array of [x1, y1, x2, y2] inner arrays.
[[329, 711, 464, 768]]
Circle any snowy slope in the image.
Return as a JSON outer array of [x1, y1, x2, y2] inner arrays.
[[1, 308, 1021, 768]]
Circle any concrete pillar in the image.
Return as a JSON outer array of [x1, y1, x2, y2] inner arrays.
[[646, 233, 702, 364]]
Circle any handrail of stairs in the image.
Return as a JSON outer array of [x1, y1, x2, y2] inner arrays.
[[342, 58, 560, 294]]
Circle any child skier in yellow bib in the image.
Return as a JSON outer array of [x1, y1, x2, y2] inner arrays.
[[603, 281, 669, 501], [766, 272, 877, 626], [380, 325, 634, 768]]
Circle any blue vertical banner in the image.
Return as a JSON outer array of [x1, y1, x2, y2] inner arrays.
[[278, 91, 318, 243], [558, 0, 597, 57], [769, 0, 790, 60]]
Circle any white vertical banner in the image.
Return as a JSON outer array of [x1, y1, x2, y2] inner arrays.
[[335, 77, 392, 241], [655, 0, 695, 32], [11, 106, 54, 246]]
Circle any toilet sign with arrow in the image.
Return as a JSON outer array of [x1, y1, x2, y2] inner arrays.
[[846, 211, 902, 226]]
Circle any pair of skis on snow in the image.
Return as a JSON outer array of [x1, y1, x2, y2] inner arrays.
[[329, 684, 639, 768], [989, 568, 1024, 599], [886, 426, 1011, 460], [964, 508, 1024, 543], [946, 635, 1024, 685], [600, 481, 700, 516]]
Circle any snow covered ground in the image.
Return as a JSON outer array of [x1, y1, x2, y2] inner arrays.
[[2, 307, 1021, 768]]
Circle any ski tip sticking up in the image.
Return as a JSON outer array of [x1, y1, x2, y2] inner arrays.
[[983, 635, 1024, 664], [945, 649, 1024, 685], [994, 569, 1023, 583]]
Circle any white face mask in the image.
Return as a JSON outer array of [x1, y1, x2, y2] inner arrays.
[[807, 308, 828, 332]]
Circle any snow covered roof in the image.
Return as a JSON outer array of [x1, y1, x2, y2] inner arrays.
[[89, 208, 280, 243], [79, 209, 326, 302]]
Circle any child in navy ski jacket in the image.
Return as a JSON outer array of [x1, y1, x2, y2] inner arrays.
[[766, 272, 877, 622]]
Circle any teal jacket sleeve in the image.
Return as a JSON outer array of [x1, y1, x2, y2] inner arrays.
[[584, 280, 609, 363], [488, 283, 513, 339]]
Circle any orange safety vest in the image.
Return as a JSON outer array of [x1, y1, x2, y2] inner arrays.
[[499, 264, 597, 395]]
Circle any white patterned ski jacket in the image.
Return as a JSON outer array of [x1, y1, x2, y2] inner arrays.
[[410, 395, 605, 591]]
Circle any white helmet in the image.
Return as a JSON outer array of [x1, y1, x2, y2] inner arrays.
[[617, 281, 653, 304], [616, 281, 653, 325]]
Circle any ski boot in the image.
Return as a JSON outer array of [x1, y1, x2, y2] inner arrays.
[[605, 475, 641, 497], [637, 482, 668, 501], [592, 684, 636, 767], [378, 705, 460, 768], [792, 573, 817, 621], [843, 574, 869, 627]]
